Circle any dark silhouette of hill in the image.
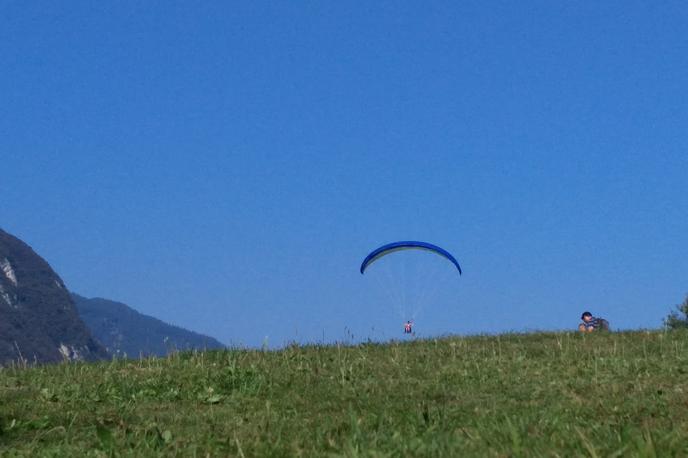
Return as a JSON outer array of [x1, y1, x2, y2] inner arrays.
[[72, 294, 226, 358], [0, 228, 107, 365]]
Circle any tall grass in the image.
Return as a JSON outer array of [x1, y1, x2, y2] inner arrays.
[[1, 330, 687, 456]]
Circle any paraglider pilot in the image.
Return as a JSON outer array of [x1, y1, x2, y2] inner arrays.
[[404, 320, 413, 334]]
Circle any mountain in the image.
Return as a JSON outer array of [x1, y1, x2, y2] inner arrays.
[[0, 228, 107, 365], [72, 294, 226, 358]]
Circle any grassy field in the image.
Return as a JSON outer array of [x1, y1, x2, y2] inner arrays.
[[1, 331, 687, 457]]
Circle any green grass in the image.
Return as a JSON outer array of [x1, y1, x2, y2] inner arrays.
[[1, 331, 688, 457]]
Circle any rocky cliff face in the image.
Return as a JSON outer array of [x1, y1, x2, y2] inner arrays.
[[0, 228, 107, 365]]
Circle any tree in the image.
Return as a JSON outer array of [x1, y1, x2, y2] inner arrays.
[[665, 294, 688, 330]]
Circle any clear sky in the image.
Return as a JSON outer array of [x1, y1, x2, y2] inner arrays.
[[2, 1, 688, 347]]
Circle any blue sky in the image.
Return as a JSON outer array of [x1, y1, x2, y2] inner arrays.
[[2, 1, 687, 347]]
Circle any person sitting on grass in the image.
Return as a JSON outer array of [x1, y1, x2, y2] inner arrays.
[[579, 311, 610, 332]]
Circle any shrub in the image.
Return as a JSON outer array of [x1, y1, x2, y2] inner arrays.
[[664, 294, 688, 330]]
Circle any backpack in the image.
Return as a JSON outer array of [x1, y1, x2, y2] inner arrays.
[[596, 318, 610, 331]]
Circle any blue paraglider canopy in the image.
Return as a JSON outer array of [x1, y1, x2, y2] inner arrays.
[[360, 241, 462, 275]]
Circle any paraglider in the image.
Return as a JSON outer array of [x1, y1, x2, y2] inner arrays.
[[360, 241, 462, 335], [360, 241, 462, 276]]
